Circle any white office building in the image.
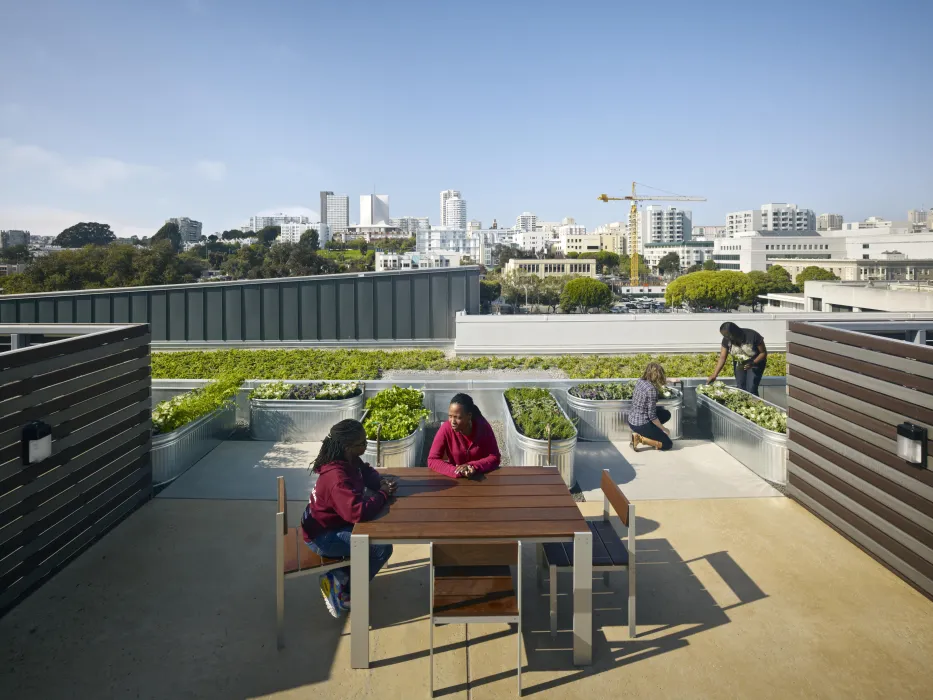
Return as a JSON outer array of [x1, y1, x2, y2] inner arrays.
[[439, 190, 461, 226], [515, 212, 537, 232], [418, 227, 488, 265], [467, 219, 482, 231], [279, 222, 316, 244], [713, 233, 845, 273], [840, 216, 908, 232], [817, 213, 844, 231], [640, 206, 692, 250], [727, 203, 816, 236], [375, 251, 463, 272], [360, 195, 390, 226], [320, 192, 350, 238], [643, 241, 714, 272], [167, 217, 203, 243], [444, 197, 467, 230], [389, 217, 430, 235], [908, 209, 933, 231], [244, 213, 311, 233]]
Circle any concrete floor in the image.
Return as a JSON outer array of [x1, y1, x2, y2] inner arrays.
[[2, 497, 932, 699]]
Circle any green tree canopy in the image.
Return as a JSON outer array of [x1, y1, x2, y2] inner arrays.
[[664, 270, 756, 310], [55, 222, 116, 248], [794, 266, 839, 286], [300, 228, 320, 252], [657, 252, 681, 276], [152, 221, 182, 252], [0, 245, 33, 264], [256, 226, 281, 245], [559, 277, 613, 313], [480, 279, 501, 304], [221, 229, 249, 240], [702, 259, 718, 271]]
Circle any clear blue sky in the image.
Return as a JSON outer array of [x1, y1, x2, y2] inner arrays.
[[1, 0, 931, 237]]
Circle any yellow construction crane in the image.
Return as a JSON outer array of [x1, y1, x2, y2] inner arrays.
[[598, 182, 706, 285]]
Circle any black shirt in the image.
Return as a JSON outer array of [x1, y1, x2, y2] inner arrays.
[[722, 328, 765, 365]]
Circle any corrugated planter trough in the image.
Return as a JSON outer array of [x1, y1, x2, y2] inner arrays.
[[502, 392, 577, 488], [151, 404, 236, 486], [362, 418, 426, 469], [696, 391, 787, 485], [565, 384, 683, 441], [249, 392, 365, 442]]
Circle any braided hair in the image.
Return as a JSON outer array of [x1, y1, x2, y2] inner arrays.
[[450, 393, 482, 419], [311, 419, 366, 472]]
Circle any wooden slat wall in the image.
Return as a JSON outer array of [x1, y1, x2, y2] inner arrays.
[[786, 321, 933, 597], [0, 325, 152, 616]]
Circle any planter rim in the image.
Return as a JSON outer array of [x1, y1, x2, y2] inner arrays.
[[250, 394, 362, 407], [696, 391, 787, 439]]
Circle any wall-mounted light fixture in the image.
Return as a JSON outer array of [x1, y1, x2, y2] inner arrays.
[[896, 422, 927, 467], [22, 421, 52, 465]]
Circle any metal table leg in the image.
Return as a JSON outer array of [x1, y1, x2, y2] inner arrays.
[[350, 533, 371, 669], [572, 530, 592, 665]]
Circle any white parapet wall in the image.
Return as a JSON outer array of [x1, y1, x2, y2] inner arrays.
[[454, 311, 933, 355]]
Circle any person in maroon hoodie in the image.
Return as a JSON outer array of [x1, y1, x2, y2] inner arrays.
[[428, 393, 501, 478], [301, 419, 397, 618]]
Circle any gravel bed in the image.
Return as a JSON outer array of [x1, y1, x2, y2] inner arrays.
[[381, 368, 568, 381]]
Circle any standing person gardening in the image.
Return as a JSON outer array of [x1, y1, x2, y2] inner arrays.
[[301, 419, 397, 619], [628, 362, 674, 452], [428, 393, 501, 477], [707, 321, 768, 396]]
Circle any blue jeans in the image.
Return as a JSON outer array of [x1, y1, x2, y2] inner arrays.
[[629, 406, 673, 451], [307, 525, 393, 593], [733, 361, 765, 396]]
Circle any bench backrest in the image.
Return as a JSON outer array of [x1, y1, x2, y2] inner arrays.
[[277, 476, 288, 536], [433, 543, 518, 567], [600, 469, 631, 527]]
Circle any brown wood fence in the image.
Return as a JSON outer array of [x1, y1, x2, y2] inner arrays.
[[786, 320, 933, 597], [0, 324, 152, 615]]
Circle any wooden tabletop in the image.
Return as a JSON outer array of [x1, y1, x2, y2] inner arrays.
[[353, 467, 589, 540]]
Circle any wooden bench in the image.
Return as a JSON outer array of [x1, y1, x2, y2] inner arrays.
[[276, 476, 349, 649], [429, 543, 523, 696], [543, 469, 636, 638]]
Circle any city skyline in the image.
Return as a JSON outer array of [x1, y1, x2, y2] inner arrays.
[[1, 1, 931, 238]]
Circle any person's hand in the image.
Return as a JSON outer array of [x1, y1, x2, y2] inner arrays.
[[742, 362, 753, 370], [706, 377, 714, 385], [454, 464, 475, 478], [662, 426, 670, 436], [380, 478, 398, 495]]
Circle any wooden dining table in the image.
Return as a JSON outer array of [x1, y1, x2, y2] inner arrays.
[[350, 467, 593, 669]]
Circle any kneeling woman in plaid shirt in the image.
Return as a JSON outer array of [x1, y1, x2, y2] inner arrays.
[[627, 362, 673, 452]]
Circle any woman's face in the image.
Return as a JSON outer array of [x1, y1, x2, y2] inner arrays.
[[448, 403, 472, 433], [344, 431, 368, 459]]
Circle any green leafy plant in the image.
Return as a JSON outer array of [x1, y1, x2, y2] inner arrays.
[[152, 349, 787, 380], [569, 382, 679, 401], [504, 388, 576, 440], [698, 381, 787, 434], [152, 375, 244, 435], [248, 381, 362, 400], [363, 386, 430, 441]]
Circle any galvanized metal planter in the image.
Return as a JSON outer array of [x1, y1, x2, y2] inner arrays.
[[362, 419, 426, 469], [502, 392, 578, 488], [151, 404, 236, 486], [696, 391, 788, 485], [565, 385, 683, 441], [249, 392, 364, 442]]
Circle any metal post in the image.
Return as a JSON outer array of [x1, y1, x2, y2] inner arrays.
[[547, 424, 552, 465], [375, 423, 382, 470], [10, 333, 25, 350]]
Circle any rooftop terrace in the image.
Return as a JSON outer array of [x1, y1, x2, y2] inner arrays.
[[2, 320, 933, 698]]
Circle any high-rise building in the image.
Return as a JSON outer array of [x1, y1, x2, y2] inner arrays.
[[439, 189, 461, 226], [727, 203, 816, 236], [279, 222, 316, 244], [817, 213, 844, 231], [0, 230, 30, 247], [167, 217, 202, 243], [444, 197, 467, 230], [515, 212, 537, 232], [360, 195, 390, 226], [639, 206, 692, 250], [692, 225, 728, 239], [244, 213, 313, 232], [908, 209, 932, 231], [389, 217, 430, 235], [319, 192, 349, 237]]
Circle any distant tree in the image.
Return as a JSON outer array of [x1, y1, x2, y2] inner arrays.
[[0, 245, 32, 264], [55, 222, 116, 248], [685, 263, 703, 274], [256, 225, 281, 245], [480, 279, 501, 305], [559, 277, 613, 313], [657, 252, 681, 277], [208, 234, 218, 242], [665, 270, 755, 311], [151, 221, 182, 252], [300, 228, 320, 252], [491, 243, 523, 267], [794, 266, 839, 286], [702, 259, 718, 271], [565, 251, 580, 259], [221, 229, 249, 241], [539, 275, 567, 312], [767, 264, 796, 293]]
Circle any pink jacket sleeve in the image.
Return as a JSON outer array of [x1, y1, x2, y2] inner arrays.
[[468, 419, 501, 473], [427, 423, 459, 478], [330, 476, 388, 524]]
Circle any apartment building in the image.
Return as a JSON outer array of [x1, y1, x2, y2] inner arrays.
[[504, 258, 597, 278], [166, 217, 203, 243], [817, 213, 844, 231], [320, 192, 350, 238], [643, 240, 714, 271], [727, 203, 816, 236], [713, 233, 845, 272]]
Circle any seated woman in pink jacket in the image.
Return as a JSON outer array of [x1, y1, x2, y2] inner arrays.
[[428, 393, 501, 477]]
